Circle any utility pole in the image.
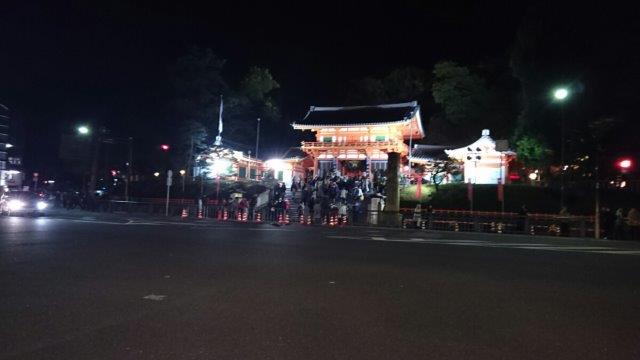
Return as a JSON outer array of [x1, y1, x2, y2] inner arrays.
[[125, 137, 133, 202], [594, 163, 600, 239], [255, 118, 261, 159], [560, 104, 566, 210], [165, 170, 173, 216], [88, 131, 101, 198]]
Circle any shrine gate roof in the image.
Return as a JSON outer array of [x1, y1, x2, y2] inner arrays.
[[294, 101, 421, 129]]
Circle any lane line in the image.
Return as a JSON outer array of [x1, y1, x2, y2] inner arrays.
[[325, 235, 640, 256]]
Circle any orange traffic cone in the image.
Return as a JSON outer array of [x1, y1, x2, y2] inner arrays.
[[197, 209, 203, 219], [223, 210, 228, 221], [256, 212, 262, 222], [181, 208, 188, 218]]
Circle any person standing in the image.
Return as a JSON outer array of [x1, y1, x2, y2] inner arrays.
[[517, 205, 529, 233], [614, 208, 625, 240], [626, 208, 640, 241]]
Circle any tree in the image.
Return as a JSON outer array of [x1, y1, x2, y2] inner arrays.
[[176, 120, 208, 175], [515, 135, 550, 168], [383, 67, 428, 103], [431, 61, 517, 140], [172, 46, 228, 125], [431, 61, 488, 127], [346, 77, 386, 104], [346, 67, 429, 105], [223, 66, 281, 144]]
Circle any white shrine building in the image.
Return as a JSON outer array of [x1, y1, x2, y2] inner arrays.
[[444, 129, 516, 184]]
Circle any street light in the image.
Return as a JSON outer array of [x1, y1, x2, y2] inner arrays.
[[553, 86, 570, 209], [554, 88, 569, 101], [153, 172, 160, 177], [77, 125, 90, 135], [179, 169, 186, 194], [160, 144, 170, 151]]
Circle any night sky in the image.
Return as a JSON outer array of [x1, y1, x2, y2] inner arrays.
[[1, 1, 638, 176]]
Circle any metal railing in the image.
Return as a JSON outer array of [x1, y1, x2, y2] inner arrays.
[[95, 200, 595, 237]]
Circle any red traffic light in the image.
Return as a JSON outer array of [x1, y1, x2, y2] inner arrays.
[[618, 159, 632, 169], [160, 144, 170, 151], [616, 157, 633, 173]]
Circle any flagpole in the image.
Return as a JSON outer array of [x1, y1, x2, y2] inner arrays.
[[215, 95, 223, 146]]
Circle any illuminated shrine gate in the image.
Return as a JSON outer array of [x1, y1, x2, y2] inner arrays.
[[292, 102, 424, 177]]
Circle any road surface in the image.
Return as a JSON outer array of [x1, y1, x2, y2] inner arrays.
[[1, 215, 640, 359]]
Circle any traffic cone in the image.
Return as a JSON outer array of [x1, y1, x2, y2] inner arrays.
[[285, 213, 290, 224], [256, 212, 262, 222], [181, 208, 188, 218], [299, 214, 305, 224], [197, 209, 203, 219], [306, 216, 312, 225], [242, 211, 248, 222], [342, 215, 347, 225], [223, 210, 228, 221]]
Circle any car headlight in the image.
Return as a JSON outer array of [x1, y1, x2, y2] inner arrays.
[[8, 200, 25, 211], [37, 201, 48, 210]]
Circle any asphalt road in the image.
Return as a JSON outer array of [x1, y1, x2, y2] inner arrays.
[[2, 215, 640, 359]]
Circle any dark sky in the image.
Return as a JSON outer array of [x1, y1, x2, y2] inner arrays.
[[1, 1, 638, 174]]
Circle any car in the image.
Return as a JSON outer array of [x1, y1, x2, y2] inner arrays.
[[0, 191, 49, 216]]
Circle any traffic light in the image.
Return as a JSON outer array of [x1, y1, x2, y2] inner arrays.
[[616, 158, 633, 173]]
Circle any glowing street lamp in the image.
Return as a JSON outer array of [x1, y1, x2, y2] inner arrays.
[[553, 86, 571, 209], [153, 172, 160, 177], [77, 125, 90, 135], [160, 144, 170, 151], [553, 88, 569, 101], [179, 169, 186, 193]]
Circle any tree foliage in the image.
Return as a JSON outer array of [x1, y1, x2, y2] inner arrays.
[[431, 61, 517, 140], [171, 48, 281, 148], [515, 135, 550, 168], [431, 61, 489, 130], [346, 67, 428, 105]]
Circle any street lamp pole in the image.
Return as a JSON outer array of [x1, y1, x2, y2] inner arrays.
[[255, 118, 261, 159], [560, 103, 566, 209], [553, 87, 569, 210], [125, 137, 133, 202]]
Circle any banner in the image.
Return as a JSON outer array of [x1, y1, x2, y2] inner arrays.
[[415, 175, 422, 199]]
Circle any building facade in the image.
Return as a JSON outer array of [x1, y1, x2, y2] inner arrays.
[[444, 129, 516, 184], [292, 101, 424, 177]]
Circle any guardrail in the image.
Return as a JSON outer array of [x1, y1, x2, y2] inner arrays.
[[95, 200, 595, 237]]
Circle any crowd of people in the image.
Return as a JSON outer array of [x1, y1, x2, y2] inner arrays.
[[600, 207, 640, 240], [268, 170, 388, 223]]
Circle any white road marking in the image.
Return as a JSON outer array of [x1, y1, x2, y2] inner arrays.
[[326, 235, 640, 256], [142, 294, 166, 301]]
